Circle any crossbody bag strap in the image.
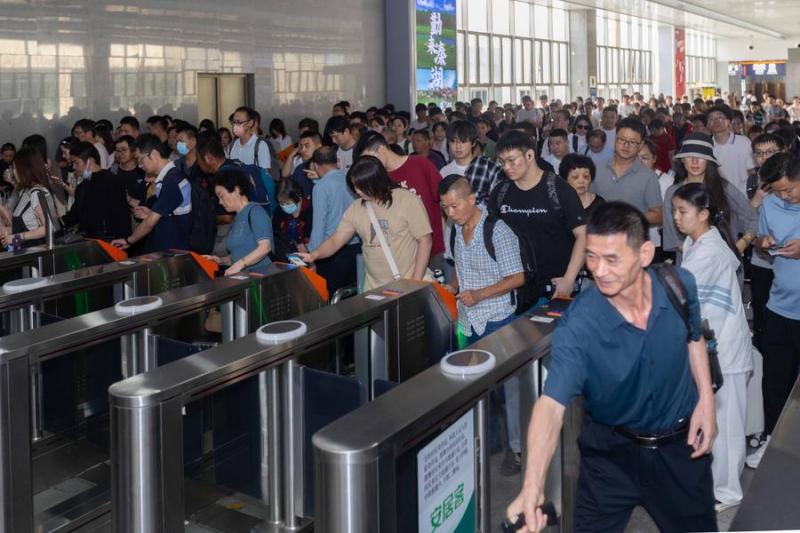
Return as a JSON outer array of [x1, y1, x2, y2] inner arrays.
[[365, 201, 401, 280]]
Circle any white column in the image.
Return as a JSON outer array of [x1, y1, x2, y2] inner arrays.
[[656, 25, 675, 97]]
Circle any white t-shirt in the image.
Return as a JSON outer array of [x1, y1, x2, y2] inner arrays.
[[94, 142, 109, 170], [517, 108, 542, 126], [409, 119, 428, 132], [230, 134, 272, 170], [439, 161, 467, 179], [337, 145, 354, 173], [712, 133, 756, 197]]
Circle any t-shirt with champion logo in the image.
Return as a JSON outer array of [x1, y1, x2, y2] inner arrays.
[[489, 174, 587, 284]]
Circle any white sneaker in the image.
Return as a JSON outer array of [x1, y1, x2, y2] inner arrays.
[[745, 435, 771, 469]]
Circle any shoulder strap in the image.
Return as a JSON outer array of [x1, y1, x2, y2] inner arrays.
[[545, 172, 564, 219], [253, 137, 262, 167], [495, 180, 512, 210], [483, 215, 497, 262], [650, 264, 693, 340], [365, 201, 401, 280], [572, 134, 579, 152], [449, 222, 456, 260]]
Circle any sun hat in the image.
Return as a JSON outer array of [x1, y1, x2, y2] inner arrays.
[[673, 133, 718, 164]]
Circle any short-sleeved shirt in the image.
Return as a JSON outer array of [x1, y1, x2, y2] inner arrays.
[[544, 267, 703, 433], [453, 208, 522, 336], [713, 133, 756, 197], [591, 157, 663, 213], [388, 155, 444, 256], [337, 145, 354, 173], [337, 188, 432, 290], [488, 173, 587, 283], [149, 162, 191, 252], [227, 203, 273, 270], [464, 155, 505, 205], [759, 193, 800, 319], [309, 168, 358, 251], [230, 134, 271, 170]]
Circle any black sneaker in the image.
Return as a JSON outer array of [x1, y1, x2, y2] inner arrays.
[[500, 452, 521, 476]]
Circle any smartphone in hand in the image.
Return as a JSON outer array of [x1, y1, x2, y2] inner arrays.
[[286, 254, 308, 267]]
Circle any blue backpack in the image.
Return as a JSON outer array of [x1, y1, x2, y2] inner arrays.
[[222, 160, 277, 216]]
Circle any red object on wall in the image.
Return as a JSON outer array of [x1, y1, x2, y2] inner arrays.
[[675, 28, 686, 98]]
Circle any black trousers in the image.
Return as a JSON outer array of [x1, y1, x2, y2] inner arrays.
[[315, 243, 360, 297], [750, 264, 774, 352], [575, 420, 717, 533], [762, 308, 800, 435]]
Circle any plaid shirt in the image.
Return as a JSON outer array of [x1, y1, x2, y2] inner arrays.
[[465, 156, 505, 205], [454, 208, 523, 336]]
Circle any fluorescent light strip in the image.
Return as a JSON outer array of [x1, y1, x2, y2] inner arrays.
[[652, 0, 785, 39]]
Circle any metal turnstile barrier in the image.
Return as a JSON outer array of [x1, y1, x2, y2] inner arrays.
[[0, 263, 326, 533], [0, 250, 218, 336], [0, 239, 126, 285], [730, 376, 800, 531], [312, 311, 583, 533], [109, 280, 458, 533]]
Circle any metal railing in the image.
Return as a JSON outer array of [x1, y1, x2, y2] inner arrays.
[[730, 376, 800, 531], [0, 272, 269, 532], [313, 311, 584, 532], [108, 280, 457, 533]]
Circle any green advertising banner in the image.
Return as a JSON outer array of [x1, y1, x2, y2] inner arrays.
[[415, 0, 457, 107]]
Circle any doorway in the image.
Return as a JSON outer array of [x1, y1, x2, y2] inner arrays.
[[197, 74, 254, 130]]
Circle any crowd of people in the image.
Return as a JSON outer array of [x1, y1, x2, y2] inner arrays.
[[1, 89, 798, 531]]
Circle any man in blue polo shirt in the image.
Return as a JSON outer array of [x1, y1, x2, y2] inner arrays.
[[507, 202, 717, 533], [111, 133, 191, 252], [747, 153, 800, 468]]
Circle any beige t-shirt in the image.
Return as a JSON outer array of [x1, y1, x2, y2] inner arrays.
[[338, 188, 432, 290]]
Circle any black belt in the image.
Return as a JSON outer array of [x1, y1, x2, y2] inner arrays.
[[611, 419, 690, 449]]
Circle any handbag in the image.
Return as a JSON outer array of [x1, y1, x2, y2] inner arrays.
[[651, 264, 724, 394]]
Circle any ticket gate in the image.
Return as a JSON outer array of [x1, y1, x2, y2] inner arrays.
[[0, 239, 126, 285], [109, 280, 457, 533], [312, 311, 569, 533], [0, 250, 216, 336], [0, 264, 327, 533]]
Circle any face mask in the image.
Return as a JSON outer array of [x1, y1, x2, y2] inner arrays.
[[280, 203, 299, 215], [176, 141, 190, 156], [232, 124, 245, 138], [81, 168, 91, 180]]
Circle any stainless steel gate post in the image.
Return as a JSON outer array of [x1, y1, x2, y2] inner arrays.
[[475, 398, 491, 533], [111, 397, 184, 533], [221, 300, 235, 343], [0, 357, 34, 531], [282, 358, 306, 529], [265, 367, 283, 525]]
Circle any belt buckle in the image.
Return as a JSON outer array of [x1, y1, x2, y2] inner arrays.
[[637, 434, 661, 449]]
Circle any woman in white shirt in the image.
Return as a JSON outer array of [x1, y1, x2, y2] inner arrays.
[[672, 182, 753, 511], [268, 119, 293, 154]]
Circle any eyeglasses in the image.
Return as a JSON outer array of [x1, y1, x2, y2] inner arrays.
[[136, 151, 151, 164], [616, 137, 642, 147], [708, 115, 728, 123], [754, 149, 780, 158], [575, 124, 591, 131], [497, 154, 524, 168], [230, 119, 250, 126]]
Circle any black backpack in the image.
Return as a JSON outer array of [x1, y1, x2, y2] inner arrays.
[[487, 172, 564, 313], [173, 179, 217, 255]]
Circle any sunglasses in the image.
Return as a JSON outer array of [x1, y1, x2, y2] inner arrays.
[[575, 124, 591, 130]]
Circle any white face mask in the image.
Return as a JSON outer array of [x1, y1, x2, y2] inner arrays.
[[232, 124, 246, 138]]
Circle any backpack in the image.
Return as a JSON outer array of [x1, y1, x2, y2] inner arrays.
[[254, 137, 283, 183], [173, 178, 217, 255], [488, 172, 565, 313], [650, 263, 724, 393], [222, 160, 276, 216]]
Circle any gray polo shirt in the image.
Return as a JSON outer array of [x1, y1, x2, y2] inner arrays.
[[591, 157, 663, 213]]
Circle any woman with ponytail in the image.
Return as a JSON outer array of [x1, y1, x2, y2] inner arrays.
[[672, 182, 753, 513], [662, 134, 758, 276]]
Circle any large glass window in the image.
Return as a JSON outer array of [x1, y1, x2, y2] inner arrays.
[[686, 30, 717, 86], [457, 0, 571, 104], [595, 11, 655, 99]]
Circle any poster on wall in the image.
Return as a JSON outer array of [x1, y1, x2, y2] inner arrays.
[[674, 28, 686, 99], [417, 409, 475, 533], [415, 0, 457, 108]]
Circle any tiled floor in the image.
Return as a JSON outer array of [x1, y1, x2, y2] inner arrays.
[[490, 445, 757, 532]]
